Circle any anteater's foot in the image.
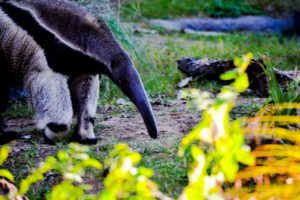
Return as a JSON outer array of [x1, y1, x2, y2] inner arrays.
[[71, 124, 97, 145], [44, 123, 68, 144], [70, 121, 98, 145], [71, 132, 98, 145]]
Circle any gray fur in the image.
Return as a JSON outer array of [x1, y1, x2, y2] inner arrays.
[[0, 8, 73, 140], [8, 0, 124, 67], [0, 0, 158, 143], [69, 74, 100, 140]]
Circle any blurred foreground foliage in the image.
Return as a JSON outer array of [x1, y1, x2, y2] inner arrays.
[[0, 54, 299, 199], [228, 102, 300, 199], [0, 143, 157, 200]]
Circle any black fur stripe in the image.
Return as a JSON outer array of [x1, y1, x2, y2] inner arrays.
[[0, 2, 106, 75], [88, 117, 95, 125], [47, 123, 68, 133]]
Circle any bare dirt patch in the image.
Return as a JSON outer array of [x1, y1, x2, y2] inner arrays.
[[1, 98, 263, 197], [4, 100, 202, 153], [96, 100, 201, 150]]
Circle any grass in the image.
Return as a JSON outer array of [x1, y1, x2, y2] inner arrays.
[[5, 32, 299, 117], [4, 100, 34, 119], [263, 59, 300, 115], [2, 136, 189, 198], [121, 0, 263, 20], [247, 0, 300, 16], [2, 31, 299, 197], [120, 0, 298, 20], [121, 0, 207, 19], [6, 32, 299, 106], [71, 0, 300, 102], [99, 32, 300, 102], [1, 1, 299, 199]]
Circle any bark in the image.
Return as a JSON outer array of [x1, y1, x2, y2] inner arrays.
[[177, 57, 299, 97]]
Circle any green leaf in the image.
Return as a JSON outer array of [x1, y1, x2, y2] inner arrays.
[[42, 156, 56, 172], [0, 169, 14, 182], [75, 153, 89, 160], [236, 149, 255, 166], [69, 143, 89, 152], [220, 155, 239, 182], [99, 190, 116, 200], [82, 158, 102, 169], [191, 145, 204, 160], [220, 69, 238, 81], [58, 151, 67, 161], [0, 145, 9, 166], [0, 196, 6, 200], [232, 72, 249, 93], [19, 180, 30, 195], [234, 57, 243, 68], [129, 153, 141, 163], [138, 167, 153, 177]]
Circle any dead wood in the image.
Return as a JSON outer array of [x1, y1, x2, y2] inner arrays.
[[177, 57, 299, 97]]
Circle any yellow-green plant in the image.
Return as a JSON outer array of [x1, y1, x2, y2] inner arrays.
[[0, 145, 14, 182], [0, 143, 157, 200], [0, 145, 17, 200], [263, 57, 299, 115], [3, 53, 297, 200], [0, 53, 259, 200], [0, 143, 102, 200], [178, 53, 255, 200], [228, 102, 300, 200], [44, 143, 102, 200], [100, 143, 156, 200]]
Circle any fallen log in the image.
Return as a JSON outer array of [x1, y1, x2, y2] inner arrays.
[[177, 57, 299, 97]]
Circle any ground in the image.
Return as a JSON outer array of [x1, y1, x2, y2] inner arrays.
[[1, 29, 297, 198], [0, 0, 299, 198], [0, 19, 298, 198], [2, 96, 265, 198]]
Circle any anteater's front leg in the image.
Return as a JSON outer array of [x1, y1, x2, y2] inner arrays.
[[68, 74, 100, 144]]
